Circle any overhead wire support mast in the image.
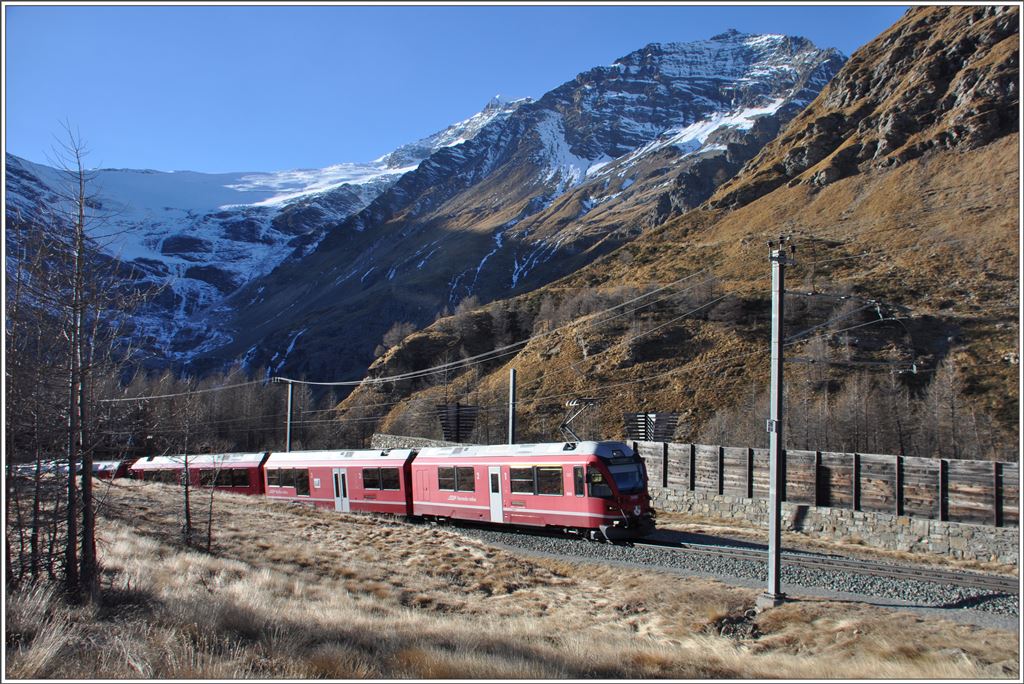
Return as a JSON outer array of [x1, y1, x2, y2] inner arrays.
[[758, 235, 795, 611], [508, 368, 517, 445], [271, 378, 294, 452]]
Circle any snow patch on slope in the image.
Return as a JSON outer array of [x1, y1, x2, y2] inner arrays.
[[535, 111, 612, 195], [226, 163, 420, 207]]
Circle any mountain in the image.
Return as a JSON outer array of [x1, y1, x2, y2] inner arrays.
[[4, 96, 526, 364], [196, 31, 844, 381], [339, 6, 1019, 455]]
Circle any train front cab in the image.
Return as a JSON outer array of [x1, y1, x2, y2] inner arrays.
[[583, 442, 655, 541], [411, 441, 655, 540], [263, 449, 415, 515]]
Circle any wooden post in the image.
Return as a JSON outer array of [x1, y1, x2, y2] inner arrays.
[[994, 461, 1003, 528], [813, 451, 822, 506], [895, 454, 904, 517], [746, 447, 754, 499], [852, 452, 861, 512], [717, 446, 724, 495], [939, 459, 948, 522], [662, 442, 669, 488], [688, 443, 696, 491]]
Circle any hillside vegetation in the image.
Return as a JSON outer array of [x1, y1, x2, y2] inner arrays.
[[6, 480, 1018, 678], [337, 6, 1019, 459]]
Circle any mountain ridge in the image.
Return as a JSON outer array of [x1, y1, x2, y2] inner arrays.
[[198, 31, 843, 381]]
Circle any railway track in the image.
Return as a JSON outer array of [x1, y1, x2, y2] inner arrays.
[[631, 538, 1020, 594]]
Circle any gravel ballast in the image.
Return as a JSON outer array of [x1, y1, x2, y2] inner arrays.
[[453, 524, 1020, 631]]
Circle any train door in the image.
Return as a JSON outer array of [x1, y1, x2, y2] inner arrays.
[[332, 468, 350, 512], [488, 465, 503, 523]]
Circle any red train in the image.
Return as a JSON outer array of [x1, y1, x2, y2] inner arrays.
[[129, 441, 654, 540]]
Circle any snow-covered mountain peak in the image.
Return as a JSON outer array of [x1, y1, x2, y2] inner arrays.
[[609, 31, 838, 83], [378, 95, 530, 169]]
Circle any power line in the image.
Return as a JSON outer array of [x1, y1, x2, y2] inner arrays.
[[272, 267, 717, 388], [98, 268, 718, 406], [94, 269, 717, 407], [97, 380, 264, 403]]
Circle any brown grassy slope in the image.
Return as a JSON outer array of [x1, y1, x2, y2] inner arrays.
[[6, 480, 1018, 679], [711, 5, 1018, 208], [347, 131, 1018, 442], [340, 5, 1018, 444]]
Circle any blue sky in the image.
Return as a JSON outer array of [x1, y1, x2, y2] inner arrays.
[[5, 3, 908, 173]]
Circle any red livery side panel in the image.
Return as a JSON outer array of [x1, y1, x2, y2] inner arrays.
[[263, 449, 415, 515]]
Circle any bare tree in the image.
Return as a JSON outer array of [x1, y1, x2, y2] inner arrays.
[[382, 321, 418, 349], [3, 127, 151, 601]]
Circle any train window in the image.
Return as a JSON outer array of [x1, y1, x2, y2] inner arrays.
[[269, 468, 309, 495], [587, 466, 613, 498], [363, 468, 381, 489], [206, 469, 248, 487], [510, 467, 535, 494], [573, 466, 585, 497], [455, 466, 475, 492], [607, 463, 645, 494], [291, 469, 310, 496], [437, 466, 456, 491], [380, 467, 401, 490], [155, 470, 181, 485], [536, 466, 563, 495]]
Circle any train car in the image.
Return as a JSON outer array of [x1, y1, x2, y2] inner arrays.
[[410, 441, 654, 540], [130, 455, 184, 484], [130, 453, 269, 495], [93, 460, 123, 479], [263, 449, 416, 514], [189, 453, 270, 496]]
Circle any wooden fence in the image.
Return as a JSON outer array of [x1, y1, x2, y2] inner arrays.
[[633, 441, 1019, 528]]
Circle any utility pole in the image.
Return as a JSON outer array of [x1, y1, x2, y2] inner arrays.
[[758, 236, 795, 611], [508, 368, 517, 444], [270, 378, 295, 452]]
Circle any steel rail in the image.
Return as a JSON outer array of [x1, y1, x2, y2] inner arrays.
[[632, 538, 1020, 594]]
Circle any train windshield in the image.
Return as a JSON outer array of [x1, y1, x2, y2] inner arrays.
[[607, 462, 645, 494]]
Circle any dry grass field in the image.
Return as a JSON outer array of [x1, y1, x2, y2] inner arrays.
[[6, 479, 1019, 679]]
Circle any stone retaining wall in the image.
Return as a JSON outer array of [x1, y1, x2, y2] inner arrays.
[[652, 486, 1020, 565]]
